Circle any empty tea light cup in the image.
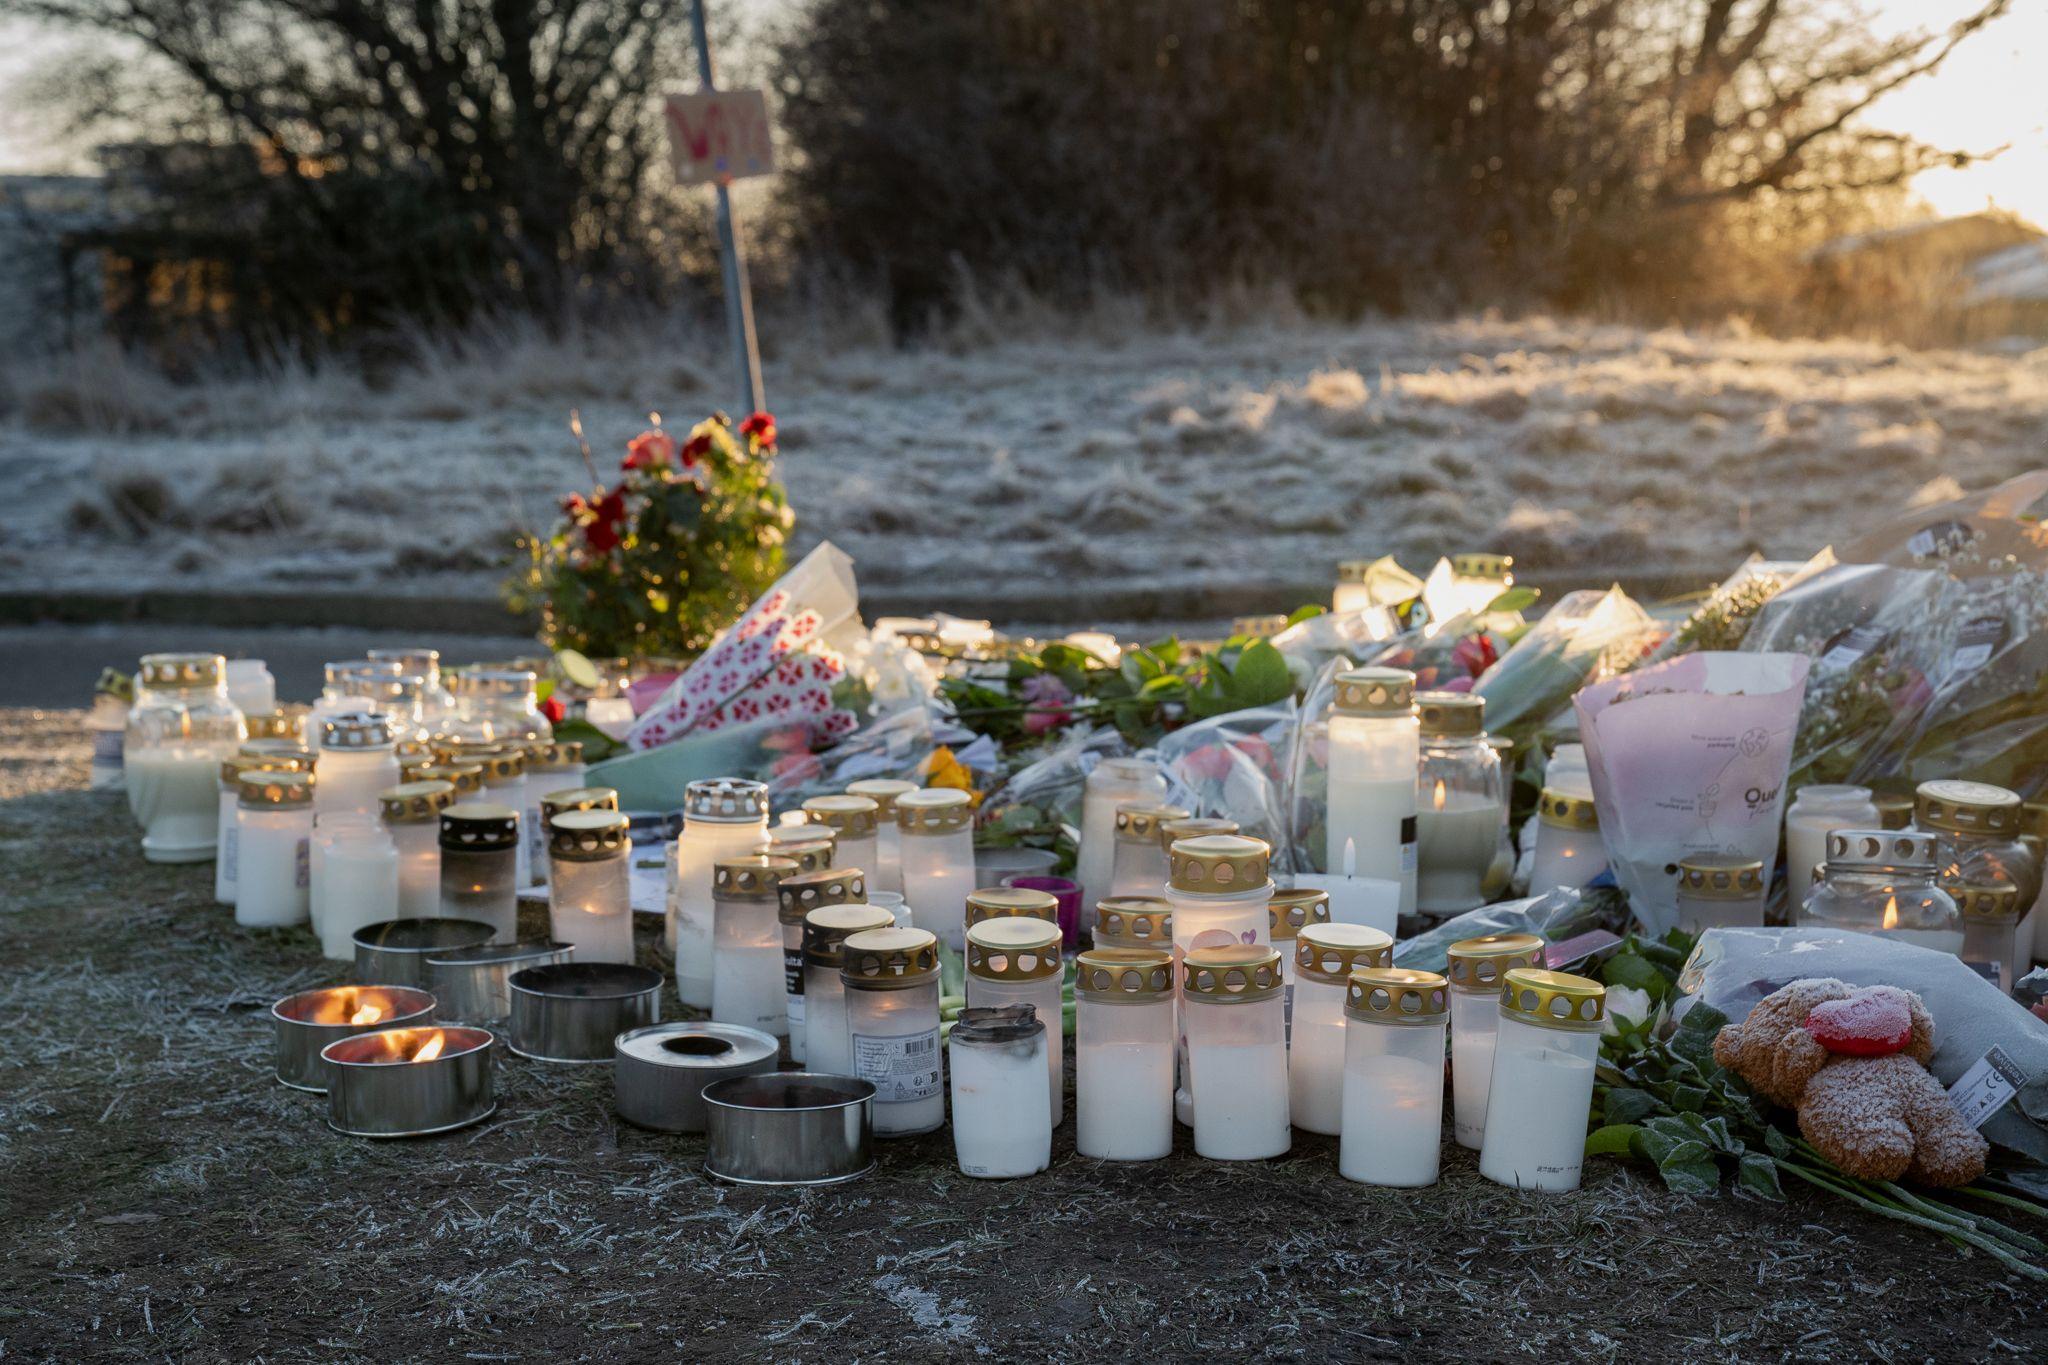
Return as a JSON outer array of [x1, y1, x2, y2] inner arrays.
[[271, 985, 436, 1092], [507, 962, 663, 1063], [353, 917, 497, 988]]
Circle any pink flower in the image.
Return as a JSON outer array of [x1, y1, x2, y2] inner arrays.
[[1183, 743, 1233, 783], [1435, 675, 1475, 693], [1020, 674, 1073, 736], [1452, 632, 1498, 679], [1232, 736, 1277, 774], [772, 751, 823, 783], [623, 429, 676, 470]]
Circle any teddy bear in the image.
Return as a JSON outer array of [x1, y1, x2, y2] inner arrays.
[[1712, 977, 1987, 1187]]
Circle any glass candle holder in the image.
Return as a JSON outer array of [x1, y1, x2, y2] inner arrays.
[[444, 668, 552, 746], [1414, 692, 1504, 919], [1445, 932, 1547, 1150], [1074, 948, 1176, 1160], [1479, 969, 1606, 1192], [1078, 758, 1168, 916], [1674, 855, 1767, 935], [949, 1005, 1052, 1179], [966, 916, 1066, 1126], [548, 809, 635, 965], [1527, 789, 1607, 894], [379, 780, 456, 919], [1182, 945, 1290, 1160], [776, 867, 869, 1063], [841, 928, 946, 1137], [217, 743, 311, 906], [316, 711, 402, 823], [1287, 923, 1394, 1136], [804, 794, 880, 892], [896, 789, 977, 951], [1800, 829, 1962, 955], [847, 778, 917, 895], [522, 741, 587, 885], [304, 659, 400, 753], [1917, 780, 2040, 906], [1109, 802, 1190, 899], [675, 779, 771, 1008], [1956, 882, 2024, 994], [367, 647, 454, 729], [439, 803, 521, 943], [1324, 668, 1418, 917], [309, 811, 375, 940], [1093, 896, 1173, 954], [1167, 835, 1274, 1127], [235, 771, 314, 927], [1784, 785, 1878, 894], [1340, 968, 1450, 1187], [126, 652, 246, 863], [803, 903, 896, 1076], [710, 854, 800, 1035], [319, 822, 401, 962]]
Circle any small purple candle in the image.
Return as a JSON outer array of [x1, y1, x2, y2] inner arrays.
[[1005, 874, 1083, 947]]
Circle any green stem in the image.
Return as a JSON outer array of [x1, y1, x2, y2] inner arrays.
[[1777, 1160, 2047, 1279], [1963, 1181, 2048, 1221], [1882, 1182, 2047, 1255]]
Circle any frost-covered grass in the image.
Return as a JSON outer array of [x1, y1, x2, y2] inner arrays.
[[4, 309, 2046, 603]]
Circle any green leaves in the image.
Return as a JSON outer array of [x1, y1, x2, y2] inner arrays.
[[1485, 585, 1541, 615], [1186, 640, 1295, 719], [545, 717, 622, 762]]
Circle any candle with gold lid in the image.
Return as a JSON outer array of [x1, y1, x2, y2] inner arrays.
[[215, 743, 312, 907], [1956, 881, 2024, 994], [1341, 968, 1449, 1187], [1916, 780, 2038, 906], [1074, 947, 1176, 1160], [1527, 788, 1606, 894], [1674, 855, 1766, 934], [847, 778, 918, 894], [408, 761, 484, 797], [1323, 667, 1418, 916], [1078, 758, 1168, 921], [964, 885, 1059, 928], [1093, 896, 1172, 952], [711, 854, 800, 1035], [1479, 968, 1605, 1192], [777, 866, 869, 1061], [1446, 931, 1546, 1150], [1109, 801, 1191, 898], [1181, 945, 1290, 1160], [1268, 887, 1331, 992], [1166, 834, 1275, 1127], [1155, 816, 1238, 851], [236, 770, 315, 927], [841, 927, 946, 1137], [762, 822, 836, 875], [803, 902, 897, 1076], [521, 740, 587, 884], [804, 794, 880, 888], [379, 779, 457, 918], [127, 652, 246, 863], [896, 789, 977, 951], [549, 809, 635, 965], [1288, 923, 1394, 1136]]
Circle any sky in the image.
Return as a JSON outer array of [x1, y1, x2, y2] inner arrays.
[[0, 2, 2041, 227]]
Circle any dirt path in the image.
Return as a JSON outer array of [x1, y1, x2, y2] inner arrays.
[[2, 707, 2042, 1362]]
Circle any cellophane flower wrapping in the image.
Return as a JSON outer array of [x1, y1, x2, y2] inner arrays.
[[1157, 701, 1299, 865], [1574, 652, 1811, 936], [1471, 586, 1662, 749]]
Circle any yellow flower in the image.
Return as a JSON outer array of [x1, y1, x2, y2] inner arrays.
[[921, 746, 983, 808]]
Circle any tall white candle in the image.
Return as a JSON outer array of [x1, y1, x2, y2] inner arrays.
[[1324, 669, 1418, 916], [1784, 784, 1878, 890], [895, 789, 977, 950], [1074, 948, 1176, 1161], [847, 779, 917, 894], [1339, 968, 1449, 1187], [711, 854, 800, 1035], [676, 780, 771, 1008], [379, 780, 456, 919], [1078, 758, 1167, 916], [1478, 969, 1605, 1192], [1445, 932, 1546, 1150], [319, 824, 401, 961], [234, 772, 314, 927], [548, 809, 636, 964]]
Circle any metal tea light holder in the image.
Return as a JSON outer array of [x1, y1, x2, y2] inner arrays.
[[425, 940, 576, 1024], [614, 1022, 779, 1134], [271, 985, 436, 1092], [507, 962, 663, 1063], [701, 1072, 878, 1187], [321, 1025, 498, 1138], [352, 917, 497, 988]]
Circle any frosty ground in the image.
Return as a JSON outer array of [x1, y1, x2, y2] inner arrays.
[[5, 708, 2048, 1362], [4, 311, 2046, 613]]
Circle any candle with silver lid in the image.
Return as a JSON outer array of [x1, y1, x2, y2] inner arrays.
[[674, 779, 770, 1009], [549, 809, 635, 965], [316, 711, 401, 823], [440, 803, 521, 943], [777, 866, 869, 1062], [1801, 829, 1963, 954], [950, 1005, 1053, 1179]]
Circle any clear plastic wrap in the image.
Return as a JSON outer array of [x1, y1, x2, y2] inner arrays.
[[1155, 702, 1298, 866], [1390, 887, 1617, 973], [1471, 586, 1661, 748]]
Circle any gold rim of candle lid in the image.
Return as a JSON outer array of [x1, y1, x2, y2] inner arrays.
[[1499, 967, 1605, 1030], [322, 711, 394, 749], [1537, 789, 1599, 831], [764, 835, 835, 874], [802, 904, 896, 964], [1094, 896, 1172, 946], [1156, 816, 1239, 851], [966, 916, 1063, 980], [244, 710, 298, 740], [2023, 801, 2048, 843], [845, 778, 918, 813], [1294, 923, 1395, 984], [965, 886, 1059, 927], [1452, 552, 1512, 580], [1167, 833, 1271, 894], [895, 788, 973, 835], [1826, 828, 1937, 871], [1075, 947, 1174, 1002], [1955, 880, 2021, 922], [1675, 855, 1765, 900], [803, 793, 880, 837], [469, 748, 526, 780], [839, 926, 941, 988], [237, 770, 313, 807], [378, 779, 456, 823], [1914, 780, 2023, 837], [685, 777, 770, 824], [778, 866, 869, 925], [527, 741, 585, 769], [222, 746, 310, 783], [712, 853, 801, 900], [410, 762, 484, 796], [1345, 967, 1448, 1023], [540, 786, 619, 825], [139, 652, 224, 690], [1445, 932, 1546, 992], [1181, 945, 1283, 1004], [1114, 802, 1191, 843], [1268, 887, 1331, 940], [550, 808, 630, 861], [1874, 792, 1917, 829], [440, 801, 519, 851], [1332, 667, 1415, 717], [1416, 690, 1485, 737]]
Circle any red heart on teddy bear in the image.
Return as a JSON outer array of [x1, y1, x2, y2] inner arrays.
[[1804, 987, 1913, 1056]]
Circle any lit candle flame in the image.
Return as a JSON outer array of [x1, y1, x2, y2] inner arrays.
[[1432, 778, 1447, 812], [1882, 895, 1899, 931], [350, 1003, 384, 1026], [409, 1031, 446, 1064]]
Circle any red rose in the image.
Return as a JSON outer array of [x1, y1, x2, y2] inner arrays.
[[561, 492, 587, 518], [739, 411, 777, 450], [539, 695, 565, 724], [680, 432, 715, 467], [583, 488, 629, 554], [623, 430, 676, 471]]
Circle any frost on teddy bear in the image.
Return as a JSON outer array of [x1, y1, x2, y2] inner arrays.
[[1712, 978, 1988, 1187]]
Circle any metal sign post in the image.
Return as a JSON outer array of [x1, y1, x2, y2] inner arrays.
[[687, 0, 764, 416]]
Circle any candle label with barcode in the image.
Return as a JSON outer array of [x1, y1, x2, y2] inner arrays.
[[784, 946, 806, 999], [853, 1029, 942, 1102]]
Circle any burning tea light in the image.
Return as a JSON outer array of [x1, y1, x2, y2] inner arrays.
[[271, 985, 436, 1092], [321, 1025, 497, 1138]]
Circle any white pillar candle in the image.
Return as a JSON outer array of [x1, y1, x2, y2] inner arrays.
[[379, 780, 457, 918], [1674, 855, 1767, 935], [1339, 969, 1449, 1187], [216, 745, 311, 906], [965, 916, 1066, 1125], [1291, 841, 1401, 937], [1078, 758, 1167, 917], [1165, 834, 1275, 1128], [1444, 932, 1546, 1150], [841, 928, 946, 1137], [1479, 969, 1606, 1192], [949, 1007, 1053, 1178], [1183, 945, 1290, 1160], [675, 780, 771, 1009], [468, 749, 532, 887], [1074, 948, 1176, 1161], [315, 713, 402, 822], [1784, 784, 1878, 892], [847, 779, 917, 895], [309, 811, 378, 939], [439, 803, 521, 943], [1527, 789, 1607, 894], [711, 854, 799, 1034], [1323, 669, 1418, 916], [319, 824, 401, 961], [895, 789, 977, 951], [1109, 802, 1189, 898], [548, 810, 636, 965], [128, 747, 235, 864], [803, 902, 897, 1076], [1287, 923, 1394, 1135], [775, 867, 870, 1063], [234, 772, 314, 927]]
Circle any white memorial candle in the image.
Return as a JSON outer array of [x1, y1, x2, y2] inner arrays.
[[548, 809, 636, 965], [1324, 669, 1418, 916], [1479, 969, 1605, 1192], [1444, 932, 1546, 1150], [1074, 948, 1176, 1161], [1339, 968, 1449, 1187]]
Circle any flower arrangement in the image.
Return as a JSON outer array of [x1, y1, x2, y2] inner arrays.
[[508, 410, 793, 659]]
